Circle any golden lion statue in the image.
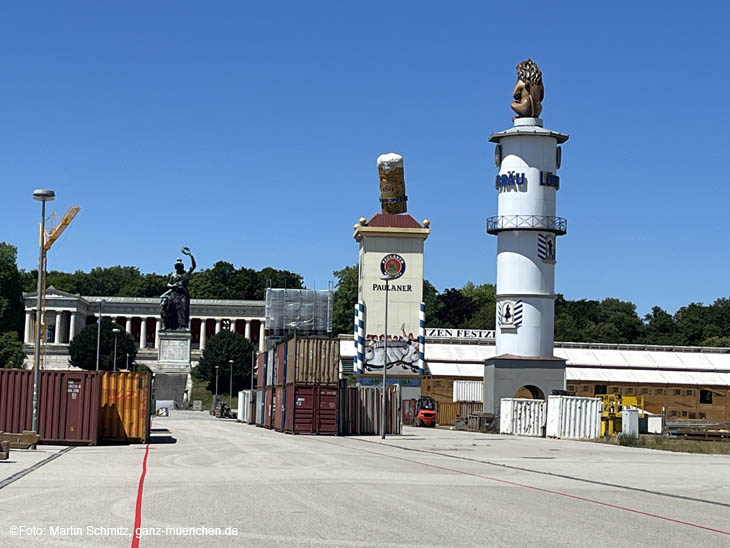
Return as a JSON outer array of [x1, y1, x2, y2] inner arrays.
[[511, 59, 544, 118]]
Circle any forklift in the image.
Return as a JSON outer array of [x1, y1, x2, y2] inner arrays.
[[414, 396, 437, 427]]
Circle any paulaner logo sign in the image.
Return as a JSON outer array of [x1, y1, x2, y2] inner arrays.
[[380, 254, 406, 278]]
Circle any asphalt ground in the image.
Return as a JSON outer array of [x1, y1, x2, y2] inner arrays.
[[1, 411, 729, 547]]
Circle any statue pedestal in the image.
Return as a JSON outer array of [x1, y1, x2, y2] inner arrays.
[[157, 329, 192, 373]]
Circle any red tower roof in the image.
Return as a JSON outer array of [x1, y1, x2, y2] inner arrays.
[[366, 213, 423, 229]]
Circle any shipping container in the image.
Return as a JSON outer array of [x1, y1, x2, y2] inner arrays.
[[284, 385, 338, 435], [437, 401, 460, 426], [402, 399, 417, 425], [256, 353, 267, 389], [274, 386, 285, 431], [0, 369, 101, 445], [545, 395, 601, 439], [499, 398, 546, 437], [275, 342, 287, 386], [266, 349, 275, 386], [285, 337, 339, 386], [99, 371, 151, 443], [237, 390, 255, 424], [264, 387, 274, 428], [338, 385, 401, 435], [453, 381, 483, 403], [255, 389, 265, 426]]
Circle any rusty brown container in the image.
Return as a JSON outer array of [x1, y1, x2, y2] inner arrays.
[[264, 386, 274, 429], [274, 386, 284, 431], [283, 385, 338, 435], [275, 342, 287, 387], [0, 369, 101, 445], [285, 337, 339, 386], [99, 371, 151, 443], [256, 352, 267, 389]]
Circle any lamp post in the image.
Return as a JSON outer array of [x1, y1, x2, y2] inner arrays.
[[112, 328, 120, 372], [215, 365, 219, 405], [126, 352, 129, 370], [228, 359, 234, 409], [95, 299, 105, 371], [380, 273, 396, 439], [31, 189, 55, 436]]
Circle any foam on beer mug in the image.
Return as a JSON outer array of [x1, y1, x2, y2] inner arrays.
[[377, 153, 407, 214]]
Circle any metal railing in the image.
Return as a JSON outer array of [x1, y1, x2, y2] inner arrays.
[[486, 215, 567, 235]]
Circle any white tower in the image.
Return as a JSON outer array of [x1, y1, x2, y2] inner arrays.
[[488, 117, 568, 357]]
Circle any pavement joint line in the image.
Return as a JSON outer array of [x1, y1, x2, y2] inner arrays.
[[0, 447, 74, 491], [313, 438, 730, 537], [350, 437, 730, 510]]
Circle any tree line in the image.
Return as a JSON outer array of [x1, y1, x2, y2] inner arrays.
[[331, 265, 730, 347], [3, 241, 730, 370]]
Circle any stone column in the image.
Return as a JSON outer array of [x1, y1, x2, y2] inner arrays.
[[244, 320, 251, 340], [54, 311, 62, 344], [140, 318, 147, 349], [125, 317, 132, 334], [155, 318, 161, 349], [259, 321, 265, 352], [200, 319, 207, 350], [69, 313, 77, 342], [24, 311, 33, 343], [230, 319, 236, 333], [215, 319, 221, 334]]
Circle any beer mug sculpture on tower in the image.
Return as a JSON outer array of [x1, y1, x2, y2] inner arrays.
[[377, 153, 408, 214]]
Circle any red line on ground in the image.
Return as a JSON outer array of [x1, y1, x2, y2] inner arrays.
[[130, 444, 150, 548], [319, 439, 730, 537]]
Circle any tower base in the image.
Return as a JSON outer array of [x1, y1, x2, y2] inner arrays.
[[483, 355, 566, 415]]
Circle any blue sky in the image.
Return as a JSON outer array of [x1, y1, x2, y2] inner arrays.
[[1, 2, 728, 317]]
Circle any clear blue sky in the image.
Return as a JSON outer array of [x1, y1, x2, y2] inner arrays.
[[1, 2, 728, 317]]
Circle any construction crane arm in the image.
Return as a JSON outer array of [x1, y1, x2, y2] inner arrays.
[[44, 206, 80, 252]]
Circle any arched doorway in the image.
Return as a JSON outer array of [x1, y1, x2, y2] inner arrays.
[[514, 385, 545, 400]]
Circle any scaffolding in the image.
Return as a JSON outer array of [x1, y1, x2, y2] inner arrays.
[[265, 288, 333, 339]]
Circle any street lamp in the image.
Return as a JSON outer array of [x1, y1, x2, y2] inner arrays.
[[229, 359, 234, 409], [112, 328, 120, 372], [215, 365, 220, 405], [380, 273, 397, 439], [125, 352, 129, 370], [31, 189, 55, 436], [95, 299, 105, 371]]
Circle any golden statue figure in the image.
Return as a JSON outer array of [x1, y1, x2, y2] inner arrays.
[[511, 59, 544, 118]]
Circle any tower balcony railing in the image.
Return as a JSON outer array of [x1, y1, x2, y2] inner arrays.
[[486, 215, 567, 235]]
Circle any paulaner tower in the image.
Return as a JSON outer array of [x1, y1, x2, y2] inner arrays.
[[483, 60, 568, 413]]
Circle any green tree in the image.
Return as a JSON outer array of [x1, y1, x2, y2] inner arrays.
[[68, 319, 137, 371], [640, 306, 680, 345], [194, 331, 255, 394], [460, 282, 496, 329], [422, 280, 443, 327], [0, 243, 25, 335], [438, 288, 477, 328], [331, 265, 358, 335], [0, 332, 26, 368]]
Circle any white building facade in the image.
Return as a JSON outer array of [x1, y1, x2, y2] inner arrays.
[[23, 287, 266, 370]]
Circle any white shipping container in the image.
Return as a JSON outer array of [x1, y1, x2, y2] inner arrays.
[[499, 398, 546, 437], [255, 389, 265, 425], [453, 381, 483, 402], [237, 390, 254, 423], [546, 395, 601, 439]]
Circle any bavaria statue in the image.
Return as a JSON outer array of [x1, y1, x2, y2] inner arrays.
[[160, 247, 196, 330]]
